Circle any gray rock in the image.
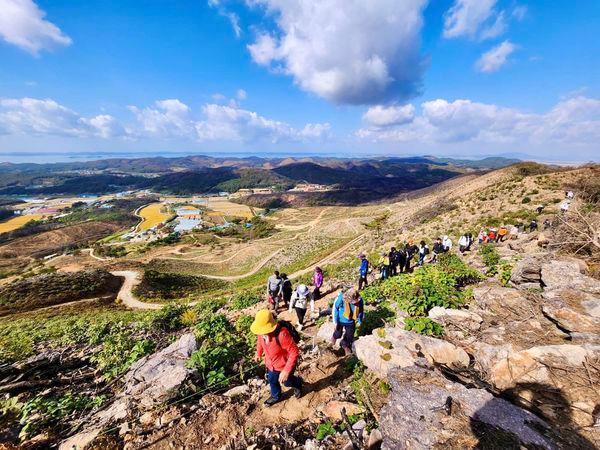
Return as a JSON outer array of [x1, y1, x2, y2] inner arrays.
[[224, 384, 250, 398], [315, 320, 336, 343], [582, 299, 600, 318], [367, 428, 383, 450], [124, 333, 197, 410], [541, 259, 600, 294], [379, 365, 556, 450], [510, 254, 544, 286], [428, 306, 483, 331]]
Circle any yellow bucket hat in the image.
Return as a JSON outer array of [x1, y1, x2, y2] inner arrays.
[[250, 309, 278, 335]]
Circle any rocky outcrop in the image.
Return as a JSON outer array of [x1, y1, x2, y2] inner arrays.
[[510, 254, 544, 289], [379, 365, 557, 450], [354, 326, 469, 378], [427, 306, 483, 333], [59, 333, 197, 450], [541, 259, 600, 294]]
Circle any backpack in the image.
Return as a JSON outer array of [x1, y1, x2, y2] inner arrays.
[[275, 320, 301, 345]]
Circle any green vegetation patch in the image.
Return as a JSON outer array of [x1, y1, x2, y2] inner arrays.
[[479, 244, 501, 276], [134, 269, 227, 301], [0, 269, 121, 315], [404, 317, 444, 337]]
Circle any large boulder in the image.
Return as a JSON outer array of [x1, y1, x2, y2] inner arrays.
[[471, 342, 600, 428], [124, 333, 197, 409], [354, 327, 469, 378], [541, 259, 600, 294], [542, 299, 600, 333], [510, 254, 544, 288], [315, 320, 336, 343], [428, 306, 483, 331], [380, 365, 557, 450]]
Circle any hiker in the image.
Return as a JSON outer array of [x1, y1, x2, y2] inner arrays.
[[331, 288, 364, 355], [281, 273, 293, 309], [466, 233, 474, 251], [397, 246, 407, 274], [458, 234, 469, 253], [442, 235, 453, 252], [509, 224, 519, 239], [267, 271, 283, 310], [404, 241, 418, 272], [289, 284, 314, 330], [417, 240, 429, 266], [560, 201, 570, 214], [429, 238, 443, 263], [477, 229, 486, 244], [529, 219, 538, 232], [358, 253, 369, 290], [487, 228, 497, 242], [389, 247, 399, 277], [312, 266, 323, 300], [543, 218, 551, 229], [378, 251, 390, 280], [497, 226, 508, 243], [566, 190, 574, 199], [251, 309, 302, 406], [536, 204, 545, 214]]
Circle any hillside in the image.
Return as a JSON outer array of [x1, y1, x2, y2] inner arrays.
[[0, 163, 597, 449]]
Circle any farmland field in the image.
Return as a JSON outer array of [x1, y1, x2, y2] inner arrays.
[[0, 214, 43, 234], [137, 203, 173, 231], [205, 196, 258, 218]]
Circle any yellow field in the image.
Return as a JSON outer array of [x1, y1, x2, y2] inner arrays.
[[0, 214, 43, 233], [205, 197, 258, 219], [137, 204, 173, 231]]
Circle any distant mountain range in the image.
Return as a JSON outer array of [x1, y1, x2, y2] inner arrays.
[[0, 155, 521, 204]]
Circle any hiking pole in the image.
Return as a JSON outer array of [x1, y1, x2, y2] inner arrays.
[[341, 407, 363, 450]]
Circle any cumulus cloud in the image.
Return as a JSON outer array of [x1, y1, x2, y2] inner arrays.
[[362, 104, 415, 128], [0, 97, 330, 144], [247, 0, 428, 105], [0, 98, 122, 138], [476, 40, 516, 73], [356, 96, 600, 149], [0, 0, 71, 55]]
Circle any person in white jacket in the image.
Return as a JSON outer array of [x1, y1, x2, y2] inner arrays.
[[289, 284, 315, 330], [458, 234, 469, 253], [442, 235, 453, 252]]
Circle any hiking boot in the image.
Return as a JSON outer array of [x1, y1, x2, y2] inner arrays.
[[293, 386, 303, 399], [264, 397, 280, 407], [343, 346, 353, 356]]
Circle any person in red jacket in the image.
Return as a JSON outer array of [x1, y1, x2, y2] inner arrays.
[[251, 309, 302, 406]]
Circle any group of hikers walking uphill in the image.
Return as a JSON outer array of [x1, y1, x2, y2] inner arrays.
[[249, 192, 563, 407], [250, 264, 364, 407]]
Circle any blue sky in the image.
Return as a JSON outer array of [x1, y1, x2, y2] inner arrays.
[[0, 0, 598, 161]]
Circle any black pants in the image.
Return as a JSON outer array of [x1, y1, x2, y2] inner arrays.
[[333, 322, 356, 350], [389, 263, 397, 276], [313, 286, 321, 300], [404, 258, 411, 273], [398, 258, 406, 273], [358, 275, 368, 290], [295, 307, 307, 325]]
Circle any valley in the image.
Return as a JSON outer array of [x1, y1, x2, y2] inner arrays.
[[0, 158, 598, 449]]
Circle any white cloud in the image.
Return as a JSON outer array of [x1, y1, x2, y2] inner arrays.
[[476, 40, 516, 73], [0, 0, 71, 55], [208, 0, 241, 38], [195, 103, 330, 143], [480, 10, 506, 40], [512, 5, 527, 21], [0, 98, 123, 138], [356, 96, 600, 149], [443, 0, 498, 39], [247, 0, 428, 105], [362, 104, 415, 128], [128, 99, 193, 139], [236, 89, 247, 101]]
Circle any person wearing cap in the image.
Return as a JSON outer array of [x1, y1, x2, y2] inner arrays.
[[251, 309, 302, 406], [378, 251, 390, 280], [358, 252, 369, 290], [404, 241, 418, 272], [289, 284, 314, 330], [331, 288, 364, 355]]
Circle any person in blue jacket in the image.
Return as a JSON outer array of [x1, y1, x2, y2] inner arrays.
[[331, 288, 364, 355], [358, 252, 369, 290]]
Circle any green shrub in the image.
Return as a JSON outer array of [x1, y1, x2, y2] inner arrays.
[[478, 244, 500, 276], [521, 197, 531, 204], [404, 317, 444, 337], [230, 289, 262, 310], [19, 393, 105, 439], [499, 261, 513, 286], [151, 303, 189, 331], [91, 331, 155, 379], [437, 254, 484, 286], [359, 304, 395, 336], [316, 421, 337, 441]]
